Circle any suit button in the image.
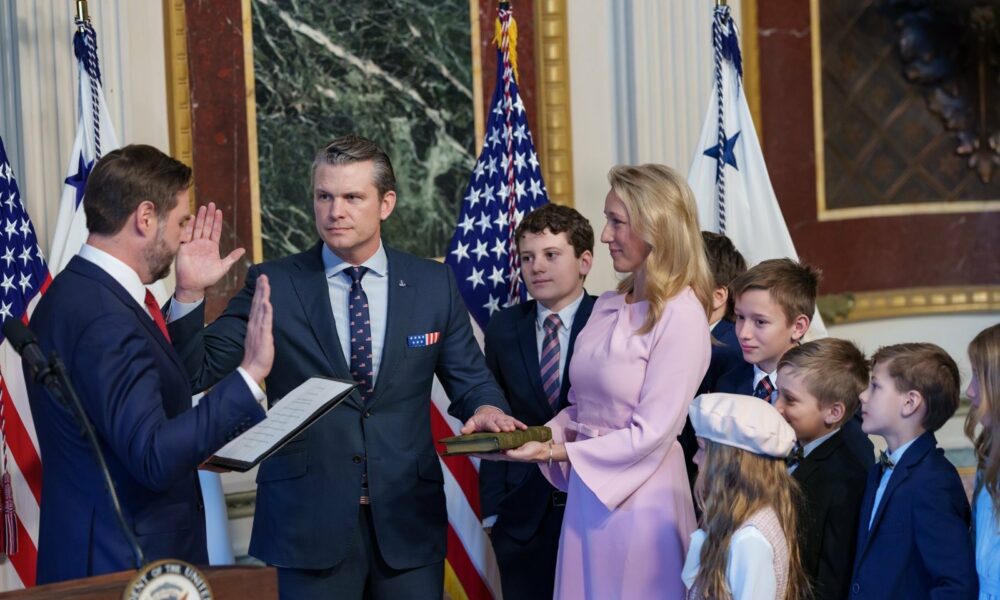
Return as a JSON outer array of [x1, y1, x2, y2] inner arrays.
[[352, 455, 363, 464], [851, 583, 860, 594], [363, 410, 372, 418]]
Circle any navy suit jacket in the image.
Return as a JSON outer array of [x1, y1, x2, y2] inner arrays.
[[850, 431, 977, 599], [26, 256, 263, 584], [792, 429, 868, 600], [479, 294, 595, 540], [716, 360, 876, 468], [171, 243, 508, 571], [697, 318, 743, 395]]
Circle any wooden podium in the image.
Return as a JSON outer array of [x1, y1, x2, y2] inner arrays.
[[0, 566, 277, 599]]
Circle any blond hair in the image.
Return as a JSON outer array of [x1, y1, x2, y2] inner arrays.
[[778, 338, 869, 427], [693, 441, 810, 600], [965, 323, 1000, 523], [607, 164, 713, 333]]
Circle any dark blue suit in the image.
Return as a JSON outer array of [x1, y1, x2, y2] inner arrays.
[[480, 294, 595, 600], [172, 243, 507, 598], [850, 431, 977, 599], [26, 256, 264, 584], [716, 359, 876, 469]]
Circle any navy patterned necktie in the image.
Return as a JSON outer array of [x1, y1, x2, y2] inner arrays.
[[878, 450, 895, 474], [753, 375, 774, 401], [539, 314, 563, 411], [344, 266, 374, 402]]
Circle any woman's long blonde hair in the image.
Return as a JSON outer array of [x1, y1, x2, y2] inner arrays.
[[693, 441, 810, 600], [965, 323, 1000, 521], [607, 164, 713, 333]]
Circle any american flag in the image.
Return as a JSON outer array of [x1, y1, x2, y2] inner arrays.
[[444, 6, 549, 330], [430, 5, 549, 599], [0, 137, 51, 590]]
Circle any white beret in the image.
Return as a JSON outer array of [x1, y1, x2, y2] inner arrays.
[[689, 393, 796, 458]]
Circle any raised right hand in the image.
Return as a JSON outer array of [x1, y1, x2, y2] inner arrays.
[[240, 274, 273, 383]]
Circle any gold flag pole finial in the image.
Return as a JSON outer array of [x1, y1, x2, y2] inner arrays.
[[716, 0, 727, 6], [76, 0, 88, 31]]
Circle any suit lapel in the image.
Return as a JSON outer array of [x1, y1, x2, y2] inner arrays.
[[289, 245, 356, 406], [560, 293, 595, 407], [858, 432, 936, 558], [370, 248, 413, 407], [68, 257, 187, 375], [793, 429, 844, 485], [854, 466, 881, 558], [516, 301, 549, 415]]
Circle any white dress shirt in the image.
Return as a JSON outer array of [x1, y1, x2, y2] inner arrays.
[[788, 427, 840, 474], [535, 291, 585, 389]]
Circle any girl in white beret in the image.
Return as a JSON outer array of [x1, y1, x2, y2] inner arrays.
[[682, 393, 810, 600]]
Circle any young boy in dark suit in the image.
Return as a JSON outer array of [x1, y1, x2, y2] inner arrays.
[[850, 343, 977, 599], [775, 338, 870, 600], [480, 204, 595, 600], [716, 258, 874, 468]]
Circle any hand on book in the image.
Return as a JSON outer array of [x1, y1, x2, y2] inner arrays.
[[503, 441, 550, 462], [460, 406, 527, 434]]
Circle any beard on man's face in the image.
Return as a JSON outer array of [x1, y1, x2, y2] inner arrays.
[[144, 227, 174, 283]]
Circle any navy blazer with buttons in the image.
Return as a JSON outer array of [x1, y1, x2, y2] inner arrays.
[[171, 243, 508, 573], [25, 256, 264, 584], [849, 431, 977, 599]]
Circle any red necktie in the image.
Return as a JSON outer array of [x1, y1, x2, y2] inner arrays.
[[143, 289, 171, 342]]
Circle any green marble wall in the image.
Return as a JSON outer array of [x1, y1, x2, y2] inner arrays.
[[253, 0, 476, 259]]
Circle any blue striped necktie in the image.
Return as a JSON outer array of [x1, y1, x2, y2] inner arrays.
[[539, 314, 563, 411]]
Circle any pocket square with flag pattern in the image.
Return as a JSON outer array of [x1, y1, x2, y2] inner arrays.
[[407, 332, 441, 348]]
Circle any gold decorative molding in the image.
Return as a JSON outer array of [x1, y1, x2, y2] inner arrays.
[[162, 0, 194, 204], [818, 285, 1000, 324], [242, 0, 263, 264], [470, 0, 485, 151], [534, 0, 574, 208], [226, 490, 257, 519], [809, 0, 1000, 221], [741, 0, 762, 139]]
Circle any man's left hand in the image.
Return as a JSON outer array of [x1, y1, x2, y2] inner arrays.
[[461, 406, 526, 434], [175, 202, 246, 303]]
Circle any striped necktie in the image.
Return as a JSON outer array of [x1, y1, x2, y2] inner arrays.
[[539, 314, 563, 411], [753, 375, 774, 401]]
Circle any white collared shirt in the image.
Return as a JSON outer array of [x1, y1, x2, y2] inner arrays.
[[535, 291, 585, 389], [868, 436, 919, 529], [754, 364, 779, 404], [788, 427, 840, 474], [322, 242, 389, 379], [79, 244, 151, 316]]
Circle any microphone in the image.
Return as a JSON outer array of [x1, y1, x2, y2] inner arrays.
[[2, 318, 147, 569], [2, 319, 56, 388]]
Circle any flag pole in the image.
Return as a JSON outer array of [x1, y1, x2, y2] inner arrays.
[[76, 0, 88, 30], [716, 0, 727, 5]]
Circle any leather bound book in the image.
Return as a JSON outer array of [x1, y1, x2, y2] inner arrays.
[[439, 426, 552, 456]]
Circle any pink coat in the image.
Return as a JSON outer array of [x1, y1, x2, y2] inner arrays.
[[540, 288, 710, 599]]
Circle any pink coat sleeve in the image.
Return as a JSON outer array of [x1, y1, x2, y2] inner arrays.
[[562, 294, 709, 511], [539, 399, 578, 491]]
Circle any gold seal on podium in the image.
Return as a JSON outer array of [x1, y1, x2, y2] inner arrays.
[[122, 559, 213, 600]]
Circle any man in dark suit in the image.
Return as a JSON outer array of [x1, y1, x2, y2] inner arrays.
[[480, 204, 595, 600], [169, 135, 520, 600], [25, 145, 271, 583]]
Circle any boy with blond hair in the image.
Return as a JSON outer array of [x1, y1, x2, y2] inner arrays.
[[850, 343, 977, 599], [716, 258, 874, 467], [776, 338, 870, 600]]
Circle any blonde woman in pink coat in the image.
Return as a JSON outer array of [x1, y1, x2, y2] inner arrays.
[[501, 164, 714, 599]]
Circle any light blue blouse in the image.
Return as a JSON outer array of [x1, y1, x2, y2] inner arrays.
[[974, 475, 1000, 600]]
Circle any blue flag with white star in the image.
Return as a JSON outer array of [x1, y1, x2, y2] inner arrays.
[[444, 48, 549, 330], [687, 4, 827, 337]]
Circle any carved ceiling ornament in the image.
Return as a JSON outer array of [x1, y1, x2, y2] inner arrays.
[[890, 0, 1000, 183]]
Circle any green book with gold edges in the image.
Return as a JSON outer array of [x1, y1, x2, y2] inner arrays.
[[439, 426, 552, 456]]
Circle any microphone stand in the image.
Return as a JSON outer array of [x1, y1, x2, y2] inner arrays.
[[41, 351, 147, 569]]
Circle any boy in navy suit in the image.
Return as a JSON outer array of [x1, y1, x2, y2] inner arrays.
[[850, 343, 977, 599], [775, 338, 870, 600], [680, 232, 746, 489], [716, 258, 874, 468], [480, 204, 595, 600]]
